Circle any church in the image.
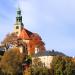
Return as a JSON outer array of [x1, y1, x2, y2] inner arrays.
[[13, 7, 45, 55]]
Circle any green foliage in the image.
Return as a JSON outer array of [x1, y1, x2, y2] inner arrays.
[[51, 56, 73, 75], [31, 66, 50, 75]]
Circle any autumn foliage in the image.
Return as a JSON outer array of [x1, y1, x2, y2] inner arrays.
[[28, 33, 46, 54], [0, 48, 24, 75], [2, 32, 45, 55]]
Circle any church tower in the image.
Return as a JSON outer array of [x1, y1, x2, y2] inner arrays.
[[14, 7, 24, 36], [13, 6, 45, 55]]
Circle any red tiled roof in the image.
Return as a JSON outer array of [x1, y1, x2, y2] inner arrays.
[[19, 28, 33, 39], [33, 33, 42, 40]]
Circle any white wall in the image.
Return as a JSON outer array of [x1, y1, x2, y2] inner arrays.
[[32, 56, 53, 68]]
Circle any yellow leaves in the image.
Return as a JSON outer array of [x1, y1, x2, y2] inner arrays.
[[0, 47, 25, 74]]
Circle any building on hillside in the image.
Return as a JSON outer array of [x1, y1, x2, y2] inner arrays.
[[13, 7, 45, 55], [32, 50, 66, 68], [32, 54, 53, 68], [32, 56, 53, 69]]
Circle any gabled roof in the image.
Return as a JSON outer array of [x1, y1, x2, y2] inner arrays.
[[19, 28, 33, 40]]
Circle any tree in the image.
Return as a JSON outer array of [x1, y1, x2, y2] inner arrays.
[[63, 57, 72, 75], [0, 48, 24, 75], [32, 57, 43, 67], [2, 33, 18, 45], [51, 56, 72, 75], [29, 33, 46, 55], [30, 57, 50, 75]]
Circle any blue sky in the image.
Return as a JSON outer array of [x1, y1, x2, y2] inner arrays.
[[0, 0, 75, 56]]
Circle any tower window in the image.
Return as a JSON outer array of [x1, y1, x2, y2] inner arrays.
[[17, 18, 18, 21], [16, 26, 19, 29], [16, 32, 18, 34]]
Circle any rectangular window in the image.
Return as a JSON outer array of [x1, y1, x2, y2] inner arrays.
[[16, 26, 19, 29]]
